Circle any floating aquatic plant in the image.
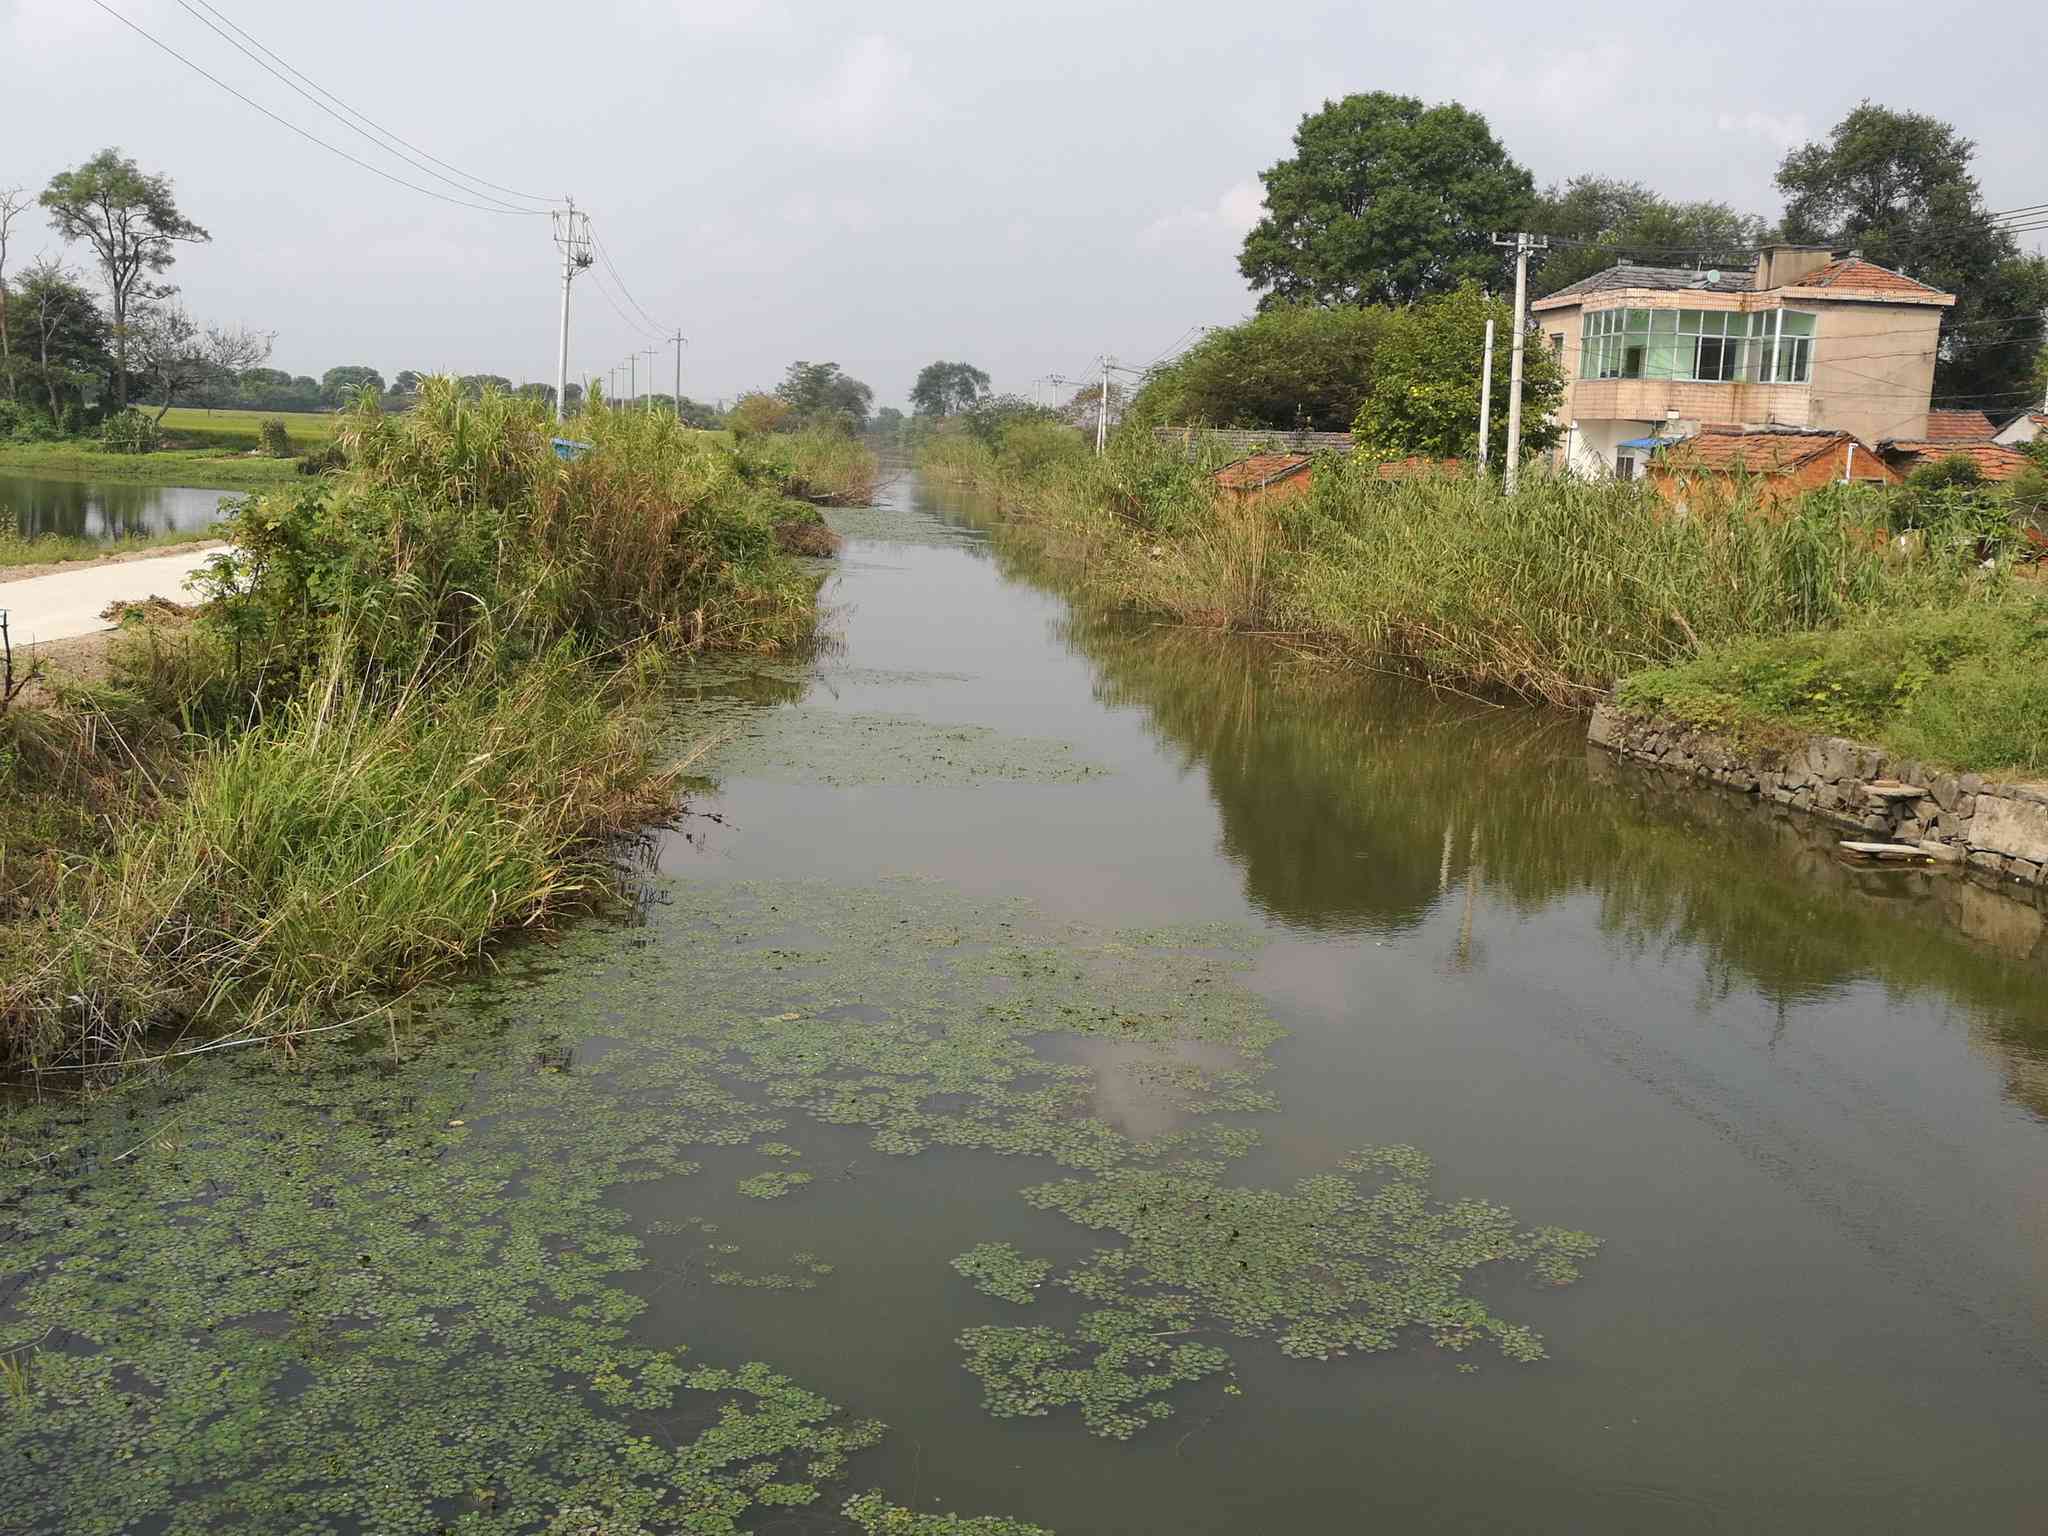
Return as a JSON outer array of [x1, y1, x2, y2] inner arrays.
[[951, 1243, 1051, 1305], [954, 1147, 1600, 1437], [737, 1169, 814, 1199]]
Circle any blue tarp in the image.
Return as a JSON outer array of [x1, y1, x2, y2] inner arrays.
[[550, 437, 593, 461], [1617, 435, 1678, 451]]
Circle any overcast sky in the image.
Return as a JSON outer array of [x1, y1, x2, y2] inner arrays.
[[6, 0, 2043, 408]]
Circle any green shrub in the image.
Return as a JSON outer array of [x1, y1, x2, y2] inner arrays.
[[257, 415, 292, 456], [97, 408, 162, 454]]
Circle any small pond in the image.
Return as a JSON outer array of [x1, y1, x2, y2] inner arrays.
[[0, 472, 236, 541]]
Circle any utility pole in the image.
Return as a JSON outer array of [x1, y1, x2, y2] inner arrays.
[[1491, 233, 1547, 495], [1095, 354, 1112, 456], [1477, 316, 1496, 475], [670, 331, 687, 421], [640, 348, 658, 413], [626, 352, 637, 410], [550, 199, 591, 424]]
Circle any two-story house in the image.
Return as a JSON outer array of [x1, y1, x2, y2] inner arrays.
[[1531, 244, 1955, 479]]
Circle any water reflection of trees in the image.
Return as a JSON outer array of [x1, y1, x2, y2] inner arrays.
[[1051, 582, 2048, 1119]]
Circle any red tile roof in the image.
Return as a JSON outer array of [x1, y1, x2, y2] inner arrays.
[[1924, 409, 1998, 442], [1654, 429, 1852, 476], [1372, 456, 1464, 480], [1784, 257, 1949, 300], [1880, 441, 2035, 482], [1213, 452, 1312, 491]]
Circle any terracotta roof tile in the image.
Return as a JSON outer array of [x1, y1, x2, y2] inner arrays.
[[1654, 429, 1852, 476], [1924, 409, 1998, 442], [1372, 456, 1464, 480], [1213, 452, 1312, 491], [1879, 441, 2035, 482], [1786, 257, 1948, 299]]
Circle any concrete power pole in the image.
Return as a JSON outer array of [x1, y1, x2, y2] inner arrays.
[[640, 349, 658, 413], [550, 200, 591, 424], [1477, 316, 1496, 475], [670, 332, 687, 421], [626, 352, 637, 410], [1492, 233, 1548, 495], [1095, 354, 1113, 456]]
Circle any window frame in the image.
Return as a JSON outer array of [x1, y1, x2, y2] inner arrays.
[[1578, 303, 1816, 384]]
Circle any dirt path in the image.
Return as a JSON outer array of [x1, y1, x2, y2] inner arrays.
[[0, 545, 224, 646]]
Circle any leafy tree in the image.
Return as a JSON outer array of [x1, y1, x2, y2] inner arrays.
[[775, 360, 873, 431], [1127, 306, 1390, 433], [129, 298, 271, 421], [910, 360, 991, 416], [457, 373, 513, 400], [322, 364, 385, 402], [391, 370, 424, 396], [1777, 103, 2048, 406], [11, 256, 109, 422], [561, 381, 584, 412], [1238, 93, 1532, 309], [1531, 177, 1770, 297], [728, 391, 795, 436], [514, 382, 557, 408], [962, 393, 1057, 447], [40, 148, 209, 409], [870, 405, 907, 439], [1352, 284, 1563, 463], [674, 395, 722, 429], [0, 186, 30, 401]]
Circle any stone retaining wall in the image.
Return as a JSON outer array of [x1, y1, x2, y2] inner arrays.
[[1588, 704, 2048, 890]]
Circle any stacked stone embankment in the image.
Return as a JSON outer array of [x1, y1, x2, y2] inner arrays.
[[1589, 704, 2048, 890]]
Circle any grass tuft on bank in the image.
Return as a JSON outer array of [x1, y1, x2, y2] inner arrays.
[[1, 381, 865, 1071], [1617, 595, 2048, 776]]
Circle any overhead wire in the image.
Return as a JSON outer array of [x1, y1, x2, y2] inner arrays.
[[82, 0, 548, 216], [588, 225, 673, 336], [170, 0, 559, 213]]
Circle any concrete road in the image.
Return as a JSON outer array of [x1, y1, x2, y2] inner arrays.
[[0, 546, 225, 646]]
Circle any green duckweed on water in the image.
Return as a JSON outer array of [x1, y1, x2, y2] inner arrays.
[[953, 1148, 1600, 1439], [705, 707, 1109, 788], [0, 870, 1597, 1527], [0, 876, 1284, 1530]]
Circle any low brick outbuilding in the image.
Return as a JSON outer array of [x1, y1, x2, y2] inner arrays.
[[1647, 426, 1896, 508]]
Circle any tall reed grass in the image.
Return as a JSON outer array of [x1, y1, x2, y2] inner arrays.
[[930, 430, 2004, 708], [1, 379, 846, 1071], [3, 641, 674, 1070]]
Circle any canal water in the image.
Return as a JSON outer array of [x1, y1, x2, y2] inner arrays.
[[7, 475, 2046, 1533], [0, 472, 235, 541]]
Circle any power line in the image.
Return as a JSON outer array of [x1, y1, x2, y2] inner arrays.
[[83, 0, 546, 217], [585, 258, 667, 343], [588, 225, 672, 335], [171, 0, 556, 213]]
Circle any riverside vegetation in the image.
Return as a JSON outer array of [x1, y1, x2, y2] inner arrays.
[[0, 380, 865, 1071], [919, 426, 2048, 776]]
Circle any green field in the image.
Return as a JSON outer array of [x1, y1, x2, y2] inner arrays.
[[0, 442, 306, 488], [156, 407, 338, 451]]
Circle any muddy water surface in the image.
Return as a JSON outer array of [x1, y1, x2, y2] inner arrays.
[[7, 476, 2047, 1535]]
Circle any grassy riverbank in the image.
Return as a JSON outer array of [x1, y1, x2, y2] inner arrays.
[[923, 430, 2022, 722], [0, 522, 224, 576], [1, 383, 861, 1070], [0, 440, 306, 488]]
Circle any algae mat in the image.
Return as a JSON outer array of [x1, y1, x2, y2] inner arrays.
[[0, 877, 1596, 1533]]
